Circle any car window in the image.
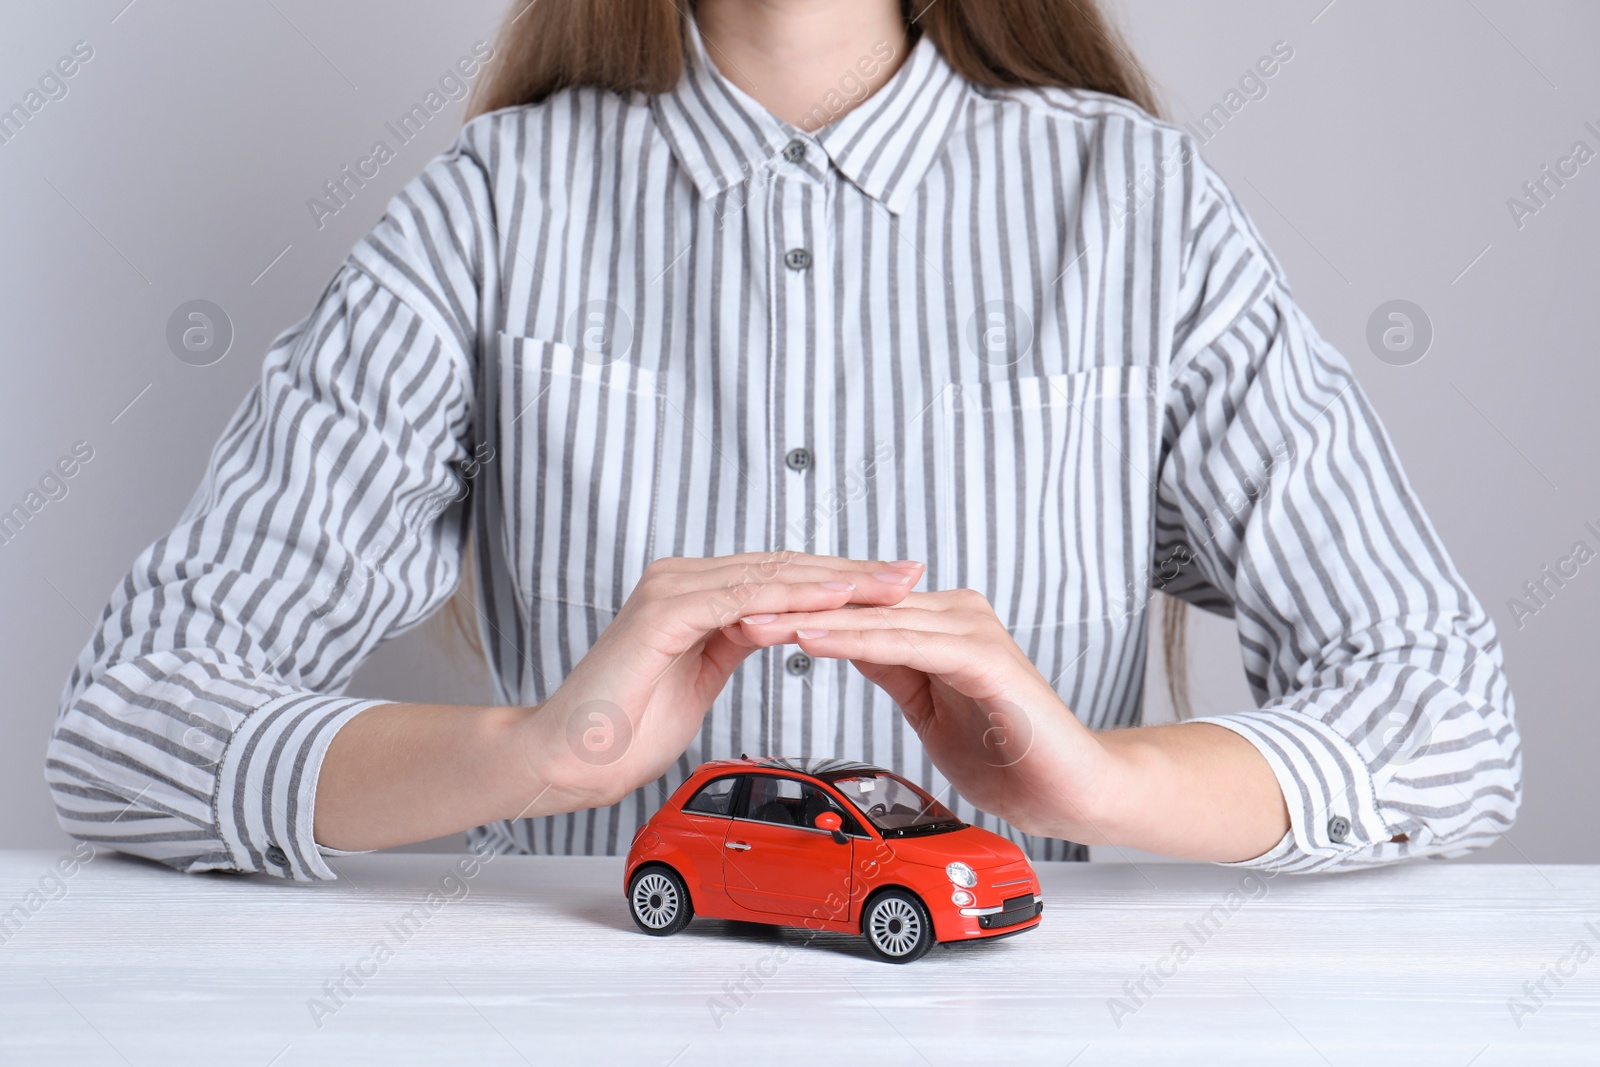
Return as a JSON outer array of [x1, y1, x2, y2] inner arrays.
[[831, 773, 962, 836], [681, 775, 740, 816], [740, 775, 863, 835]]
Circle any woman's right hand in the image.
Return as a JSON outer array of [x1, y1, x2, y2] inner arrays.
[[512, 552, 924, 817]]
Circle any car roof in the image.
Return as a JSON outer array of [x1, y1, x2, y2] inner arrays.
[[696, 756, 891, 782]]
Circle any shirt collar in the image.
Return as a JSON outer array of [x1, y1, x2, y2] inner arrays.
[[651, 18, 969, 215]]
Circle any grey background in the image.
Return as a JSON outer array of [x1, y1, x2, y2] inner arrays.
[[1, 1, 1594, 865]]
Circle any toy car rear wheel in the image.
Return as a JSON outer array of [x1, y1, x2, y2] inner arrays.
[[863, 889, 934, 963], [628, 866, 693, 936]]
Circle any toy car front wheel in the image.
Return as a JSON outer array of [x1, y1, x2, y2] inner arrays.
[[628, 866, 693, 936], [863, 889, 934, 963]]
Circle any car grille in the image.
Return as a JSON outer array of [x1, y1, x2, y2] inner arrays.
[[978, 893, 1043, 930]]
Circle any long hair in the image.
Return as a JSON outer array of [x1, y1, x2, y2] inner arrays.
[[465, 0, 1160, 118], [440, 0, 1191, 714]]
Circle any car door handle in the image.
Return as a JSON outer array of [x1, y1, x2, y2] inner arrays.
[[725, 841, 752, 851]]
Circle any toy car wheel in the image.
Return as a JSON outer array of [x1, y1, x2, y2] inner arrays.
[[863, 889, 934, 963], [628, 866, 693, 936]]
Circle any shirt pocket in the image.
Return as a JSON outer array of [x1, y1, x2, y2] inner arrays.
[[932, 365, 1161, 704], [496, 332, 666, 616]]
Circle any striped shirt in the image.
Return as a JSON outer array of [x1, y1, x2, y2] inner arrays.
[[49, 24, 1519, 881]]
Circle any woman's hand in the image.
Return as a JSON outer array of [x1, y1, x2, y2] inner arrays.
[[317, 567, 1287, 860], [738, 587, 1121, 842], [517, 553, 924, 817], [740, 585, 1292, 861]]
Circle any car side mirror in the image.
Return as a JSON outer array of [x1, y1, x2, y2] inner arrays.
[[814, 811, 847, 844]]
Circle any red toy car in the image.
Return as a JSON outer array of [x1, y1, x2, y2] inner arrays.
[[623, 757, 1043, 962]]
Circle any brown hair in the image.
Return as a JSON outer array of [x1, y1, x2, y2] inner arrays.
[[444, 0, 1191, 714], [467, 0, 1160, 118]]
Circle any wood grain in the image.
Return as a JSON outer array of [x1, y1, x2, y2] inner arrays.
[[1, 850, 1594, 1064]]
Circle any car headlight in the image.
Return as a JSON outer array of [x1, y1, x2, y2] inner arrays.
[[946, 861, 977, 888], [951, 889, 974, 907]]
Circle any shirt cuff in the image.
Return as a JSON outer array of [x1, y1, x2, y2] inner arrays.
[[1191, 709, 1393, 873], [213, 694, 385, 881]]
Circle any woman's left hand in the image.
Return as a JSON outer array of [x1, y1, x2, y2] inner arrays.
[[738, 579, 1119, 841]]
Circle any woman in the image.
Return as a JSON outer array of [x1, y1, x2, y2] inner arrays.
[[49, 0, 1518, 882]]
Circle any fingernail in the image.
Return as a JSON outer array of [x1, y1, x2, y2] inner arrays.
[[741, 613, 778, 624], [820, 580, 856, 591], [796, 628, 830, 639], [887, 559, 922, 570], [874, 571, 911, 584]]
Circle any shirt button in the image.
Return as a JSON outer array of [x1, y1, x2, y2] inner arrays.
[[784, 248, 811, 271], [1327, 816, 1351, 844], [785, 447, 812, 472], [785, 651, 812, 676], [782, 139, 807, 163], [265, 844, 289, 868]]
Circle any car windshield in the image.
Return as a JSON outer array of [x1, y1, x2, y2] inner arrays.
[[829, 773, 965, 837]]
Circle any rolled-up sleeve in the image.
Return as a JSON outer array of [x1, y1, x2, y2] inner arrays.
[[1154, 145, 1521, 873], [46, 122, 498, 881]]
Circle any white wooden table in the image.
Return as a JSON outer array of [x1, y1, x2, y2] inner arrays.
[[1, 849, 1595, 1065]]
